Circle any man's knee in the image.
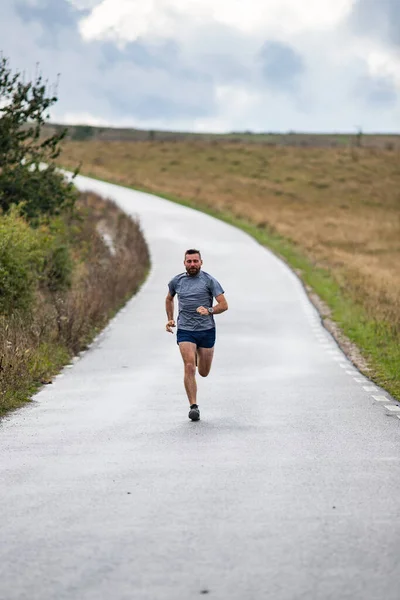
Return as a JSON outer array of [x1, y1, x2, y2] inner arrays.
[[184, 362, 196, 377], [198, 365, 211, 378]]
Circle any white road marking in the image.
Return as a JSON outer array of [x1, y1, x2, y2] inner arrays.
[[372, 395, 389, 402], [385, 405, 400, 413], [354, 378, 364, 383], [363, 386, 377, 392]]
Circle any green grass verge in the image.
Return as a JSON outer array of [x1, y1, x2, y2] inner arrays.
[[76, 169, 399, 401]]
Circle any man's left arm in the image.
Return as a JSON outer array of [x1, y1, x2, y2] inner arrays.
[[196, 293, 228, 316], [212, 293, 228, 314]]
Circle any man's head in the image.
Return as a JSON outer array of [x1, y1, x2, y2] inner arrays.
[[184, 249, 202, 277]]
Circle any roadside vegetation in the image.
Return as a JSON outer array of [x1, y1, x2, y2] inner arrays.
[[0, 57, 150, 416], [0, 191, 149, 416], [59, 139, 400, 400]]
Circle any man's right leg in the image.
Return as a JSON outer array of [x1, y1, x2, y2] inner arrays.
[[178, 342, 198, 406]]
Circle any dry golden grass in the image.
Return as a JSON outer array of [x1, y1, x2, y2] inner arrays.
[[60, 140, 400, 332]]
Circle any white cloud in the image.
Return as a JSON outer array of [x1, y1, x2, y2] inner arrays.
[[79, 0, 355, 44], [68, 0, 99, 8], [56, 111, 112, 126], [1, 0, 399, 132], [356, 44, 400, 87]]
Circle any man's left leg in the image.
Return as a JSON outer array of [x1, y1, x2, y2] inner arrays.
[[197, 346, 215, 378]]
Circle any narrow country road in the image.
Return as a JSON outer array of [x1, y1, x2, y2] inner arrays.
[[1, 176, 400, 600]]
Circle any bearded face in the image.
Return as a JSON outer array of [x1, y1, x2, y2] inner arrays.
[[184, 253, 202, 277]]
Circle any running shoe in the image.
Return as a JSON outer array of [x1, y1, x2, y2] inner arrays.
[[188, 404, 200, 421]]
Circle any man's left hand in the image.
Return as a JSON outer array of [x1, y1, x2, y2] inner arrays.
[[196, 306, 209, 316]]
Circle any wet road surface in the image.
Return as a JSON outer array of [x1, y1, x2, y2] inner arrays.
[[1, 176, 400, 600]]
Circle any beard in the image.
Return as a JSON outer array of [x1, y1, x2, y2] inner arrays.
[[186, 266, 201, 277]]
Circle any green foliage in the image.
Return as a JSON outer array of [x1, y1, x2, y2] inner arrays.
[[0, 207, 73, 314], [0, 55, 78, 220], [44, 243, 72, 291], [40, 217, 73, 292], [71, 125, 94, 141], [0, 207, 45, 313], [0, 163, 78, 222]]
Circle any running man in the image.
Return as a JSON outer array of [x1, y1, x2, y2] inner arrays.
[[165, 249, 228, 421]]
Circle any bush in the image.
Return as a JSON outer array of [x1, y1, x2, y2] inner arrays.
[[0, 191, 150, 415], [43, 243, 73, 292], [0, 208, 74, 314], [0, 163, 78, 222], [40, 217, 73, 292], [71, 125, 94, 141], [0, 207, 45, 314]]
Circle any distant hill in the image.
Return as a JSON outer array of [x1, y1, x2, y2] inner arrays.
[[44, 123, 400, 149]]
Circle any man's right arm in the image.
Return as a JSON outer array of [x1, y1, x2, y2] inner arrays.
[[165, 292, 175, 321], [165, 292, 176, 333]]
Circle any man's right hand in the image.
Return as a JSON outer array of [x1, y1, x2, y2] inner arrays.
[[166, 320, 176, 333]]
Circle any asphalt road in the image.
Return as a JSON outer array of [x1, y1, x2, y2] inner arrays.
[[1, 176, 400, 600]]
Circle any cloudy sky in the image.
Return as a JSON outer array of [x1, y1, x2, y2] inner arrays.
[[1, 0, 399, 132]]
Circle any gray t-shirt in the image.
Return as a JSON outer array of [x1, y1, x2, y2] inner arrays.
[[168, 270, 225, 331]]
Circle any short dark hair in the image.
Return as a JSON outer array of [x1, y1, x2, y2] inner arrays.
[[185, 248, 201, 259]]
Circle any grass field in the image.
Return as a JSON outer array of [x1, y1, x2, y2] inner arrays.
[[59, 139, 400, 399]]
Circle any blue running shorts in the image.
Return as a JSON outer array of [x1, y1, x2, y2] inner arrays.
[[177, 328, 216, 348]]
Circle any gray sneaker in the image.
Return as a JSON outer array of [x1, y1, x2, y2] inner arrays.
[[188, 404, 200, 421]]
